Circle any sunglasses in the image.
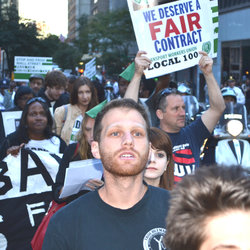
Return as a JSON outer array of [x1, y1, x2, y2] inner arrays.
[[26, 97, 46, 105], [156, 88, 177, 109]]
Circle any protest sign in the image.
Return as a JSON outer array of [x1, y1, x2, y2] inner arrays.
[[0, 149, 61, 249], [127, 0, 218, 78], [1, 110, 22, 136], [84, 57, 96, 80], [14, 56, 53, 82]]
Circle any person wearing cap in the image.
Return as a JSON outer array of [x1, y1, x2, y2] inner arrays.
[[221, 87, 237, 104], [125, 50, 225, 183], [6, 85, 35, 111], [29, 74, 44, 95], [0, 78, 12, 110], [53, 100, 107, 204], [227, 77, 245, 105], [104, 82, 115, 101]]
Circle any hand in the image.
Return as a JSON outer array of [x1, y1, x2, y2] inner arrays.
[[85, 179, 104, 191], [198, 51, 213, 76], [134, 51, 152, 76], [6, 143, 25, 157]]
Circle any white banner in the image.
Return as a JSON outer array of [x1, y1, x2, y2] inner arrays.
[[84, 57, 96, 80], [14, 56, 53, 82], [1, 111, 22, 137], [127, 0, 218, 78]]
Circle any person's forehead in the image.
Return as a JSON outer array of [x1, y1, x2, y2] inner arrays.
[[85, 117, 95, 127], [101, 108, 146, 129], [28, 102, 44, 110], [20, 93, 33, 99], [78, 84, 90, 91], [166, 94, 184, 105], [31, 78, 42, 82]]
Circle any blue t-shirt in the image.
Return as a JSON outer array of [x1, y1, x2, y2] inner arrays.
[[43, 185, 170, 250], [167, 117, 210, 183]]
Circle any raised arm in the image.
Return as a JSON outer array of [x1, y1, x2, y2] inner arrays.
[[124, 51, 151, 101], [199, 51, 226, 133]]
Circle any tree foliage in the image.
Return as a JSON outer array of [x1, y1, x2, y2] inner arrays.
[[0, 4, 81, 74], [0, 4, 136, 76], [75, 9, 136, 75]]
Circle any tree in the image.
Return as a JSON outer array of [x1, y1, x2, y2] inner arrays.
[[53, 42, 82, 72], [76, 9, 136, 75], [0, 4, 40, 72]]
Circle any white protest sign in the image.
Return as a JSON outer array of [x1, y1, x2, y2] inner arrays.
[[1, 111, 22, 136], [84, 57, 96, 79], [127, 0, 218, 78], [14, 56, 53, 82], [59, 158, 103, 198]]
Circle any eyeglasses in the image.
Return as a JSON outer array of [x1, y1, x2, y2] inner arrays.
[[156, 88, 177, 109], [26, 97, 46, 105]]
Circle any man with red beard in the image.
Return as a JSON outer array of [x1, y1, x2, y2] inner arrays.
[[43, 99, 170, 250]]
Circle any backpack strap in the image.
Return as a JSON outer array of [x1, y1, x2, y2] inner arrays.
[[62, 104, 68, 124], [73, 142, 80, 158]]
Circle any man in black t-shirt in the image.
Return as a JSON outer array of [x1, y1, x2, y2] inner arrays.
[[43, 99, 170, 250]]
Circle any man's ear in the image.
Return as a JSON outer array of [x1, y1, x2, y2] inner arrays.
[[156, 109, 163, 120], [91, 141, 101, 159]]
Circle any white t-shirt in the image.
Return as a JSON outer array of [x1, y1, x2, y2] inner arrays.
[[0, 92, 5, 110], [69, 114, 83, 144], [24, 136, 61, 153], [232, 86, 245, 105]]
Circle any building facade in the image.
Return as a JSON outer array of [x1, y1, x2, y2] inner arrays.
[[68, 0, 127, 42], [173, 0, 250, 102], [68, 0, 92, 42]]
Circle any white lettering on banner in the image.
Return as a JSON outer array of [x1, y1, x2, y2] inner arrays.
[[0, 215, 3, 222], [0, 150, 61, 200], [26, 202, 46, 227], [174, 164, 195, 177]]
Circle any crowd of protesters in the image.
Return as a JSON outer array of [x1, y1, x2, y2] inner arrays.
[[0, 49, 249, 250]]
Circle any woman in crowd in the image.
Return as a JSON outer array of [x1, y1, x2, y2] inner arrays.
[[0, 97, 67, 161], [53, 100, 107, 204], [144, 127, 174, 190], [54, 76, 98, 145]]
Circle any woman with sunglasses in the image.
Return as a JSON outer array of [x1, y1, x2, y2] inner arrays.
[[144, 127, 174, 190], [0, 97, 67, 160], [54, 76, 98, 145]]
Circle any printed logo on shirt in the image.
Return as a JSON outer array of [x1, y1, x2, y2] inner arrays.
[[172, 143, 196, 183], [143, 227, 167, 250]]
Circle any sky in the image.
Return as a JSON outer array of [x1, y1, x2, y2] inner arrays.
[[18, 0, 68, 37]]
